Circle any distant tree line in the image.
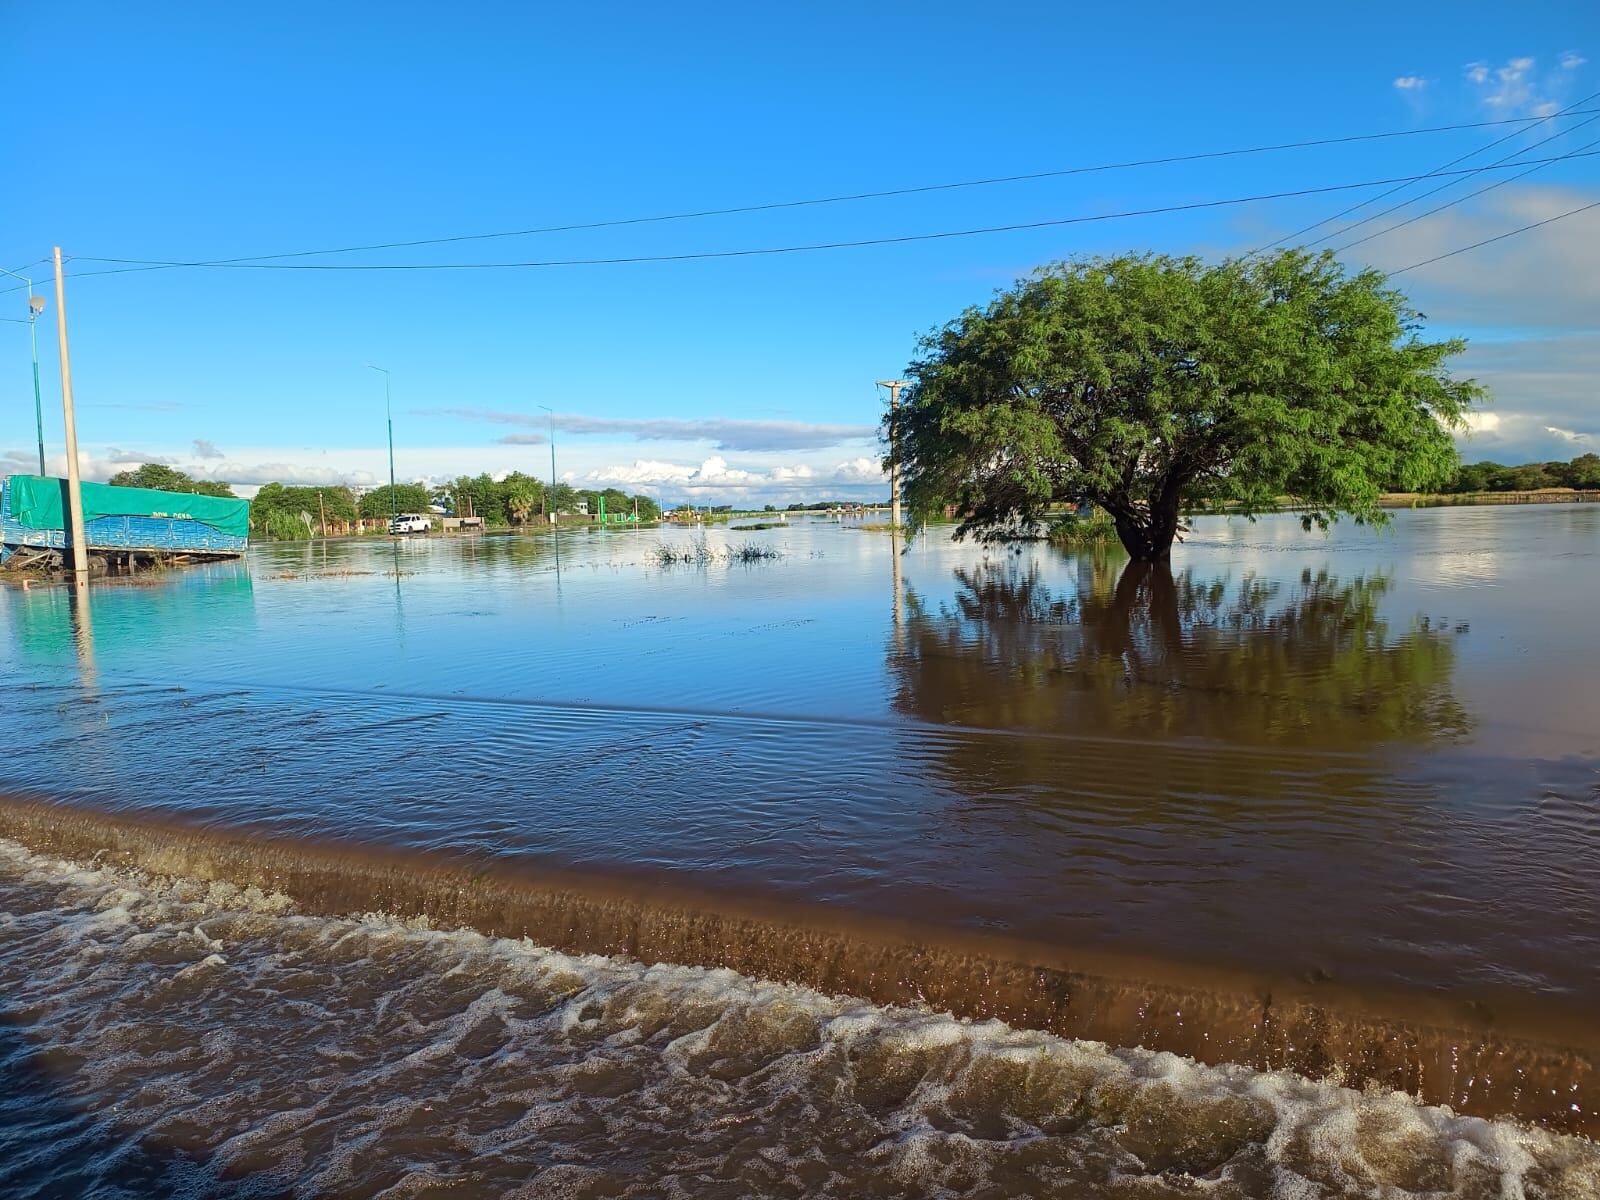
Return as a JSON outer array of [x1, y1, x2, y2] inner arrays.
[[247, 473, 660, 540], [1444, 453, 1600, 494]]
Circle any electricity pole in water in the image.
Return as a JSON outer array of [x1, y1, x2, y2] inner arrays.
[[368, 364, 396, 526], [876, 380, 909, 529], [53, 248, 89, 579], [0, 267, 46, 475]]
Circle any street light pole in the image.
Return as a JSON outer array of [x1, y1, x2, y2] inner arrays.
[[0, 267, 47, 475], [539, 404, 557, 523], [368, 365, 396, 527]]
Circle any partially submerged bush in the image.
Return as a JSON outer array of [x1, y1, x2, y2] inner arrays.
[[654, 540, 782, 566]]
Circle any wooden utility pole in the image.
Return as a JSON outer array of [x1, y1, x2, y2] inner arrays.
[[317, 490, 328, 537], [53, 248, 89, 579], [876, 380, 909, 529]]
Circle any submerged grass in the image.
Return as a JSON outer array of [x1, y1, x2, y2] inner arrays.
[[1048, 508, 1119, 547]]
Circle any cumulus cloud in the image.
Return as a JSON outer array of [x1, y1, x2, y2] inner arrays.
[[1560, 52, 1586, 71], [1393, 76, 1427, 91], [432, 408, 876, 452], [192, 438, 224, 459], [585, 454, 886, 502], [195, 461, 380, 488]]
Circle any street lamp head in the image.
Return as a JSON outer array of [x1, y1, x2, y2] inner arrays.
[[28, 295, 46, 316]]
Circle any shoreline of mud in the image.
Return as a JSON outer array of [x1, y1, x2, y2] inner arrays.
[[1, 792, 1594, 1138]]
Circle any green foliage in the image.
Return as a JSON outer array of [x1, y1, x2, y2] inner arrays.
[[890, 250, 1481, 561], [447, 473, 510, 525], [1445, 453, 1600, 493], [547, 482, 579, 514], [502, 473, 544, 525], [359, 483, 432, 519], [249, 483, 358, 539], [1048, 506, 1120, 547], [108, 463, 236, 498]]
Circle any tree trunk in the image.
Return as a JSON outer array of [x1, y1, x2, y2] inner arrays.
[[1109, 498, 1181, 562]]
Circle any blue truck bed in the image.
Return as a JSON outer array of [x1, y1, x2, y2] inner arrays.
[[1, 477, 249, 562]]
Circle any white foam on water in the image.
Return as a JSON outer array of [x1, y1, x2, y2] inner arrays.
[[0, 835, 1596, 1199]]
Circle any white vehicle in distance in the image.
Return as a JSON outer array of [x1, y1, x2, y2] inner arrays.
[[388, 513, 432, 535]]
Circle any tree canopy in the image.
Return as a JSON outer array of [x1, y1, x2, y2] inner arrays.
[[889, 250, 1481, 561], [108, 463, 236, 498], [359, 483, 432, 519], [249, 483, 358, 540]]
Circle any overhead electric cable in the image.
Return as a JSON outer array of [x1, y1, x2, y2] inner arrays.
[[26, 154, 1592, 279], [1331, 132, 1600, 253], [1389, 197, 1600, 274], [52, 111, 1600, 270], [1317, 110, 1600, 249], [1248, 91, 1600, 255]]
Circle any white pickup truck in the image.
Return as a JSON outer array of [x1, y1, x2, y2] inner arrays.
[[388, 513, 431, 534]]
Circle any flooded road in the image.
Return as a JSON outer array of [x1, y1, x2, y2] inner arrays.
[[2, 506, 1598, 1193]]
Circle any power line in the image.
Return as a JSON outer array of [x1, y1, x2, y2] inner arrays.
[[33, 154, 1592, 278], [1319, 109, 1600, 249], [51, 111, 1600, 272], [1248, 92, 1600, 255], [1331, 132, 1600, 253], [1390, 197, 1600, 274]]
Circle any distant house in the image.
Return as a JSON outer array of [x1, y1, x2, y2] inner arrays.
[[573, 499, 589, 515]]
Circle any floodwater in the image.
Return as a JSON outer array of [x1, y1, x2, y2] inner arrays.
[[1, 507, 1598, 1196]]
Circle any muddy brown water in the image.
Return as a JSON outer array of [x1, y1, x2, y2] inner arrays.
[[1, 507, 1597, 1196]]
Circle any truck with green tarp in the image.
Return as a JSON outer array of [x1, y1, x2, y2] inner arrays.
[[1, 474, 249, 568]]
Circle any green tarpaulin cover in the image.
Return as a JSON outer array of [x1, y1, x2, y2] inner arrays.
[[7, 475, 250, 539]]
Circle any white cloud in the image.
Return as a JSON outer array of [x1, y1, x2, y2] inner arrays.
[[192, 438, 224, 459], [1465, 56, 1536, 110], [1461, 412, 1501, 434], [1561, 52, 1586, 71], [1393, 76, 1428, 91], [584, 454, 886, 502], [1544, 425, 1591, 443]]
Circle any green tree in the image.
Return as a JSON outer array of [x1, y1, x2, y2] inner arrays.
[[890, 251, 1480, 562], [360, 483, 432, 519], [1564, 453, 1600, 489], [108, 463, 236, 498], [502, 473, 544, 525], [249, 483, 358, 538], [632, 494, 661, 520], [547, 482, 579, 514]]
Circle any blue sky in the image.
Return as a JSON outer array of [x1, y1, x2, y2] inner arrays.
[[4, 1, 1597, 501]]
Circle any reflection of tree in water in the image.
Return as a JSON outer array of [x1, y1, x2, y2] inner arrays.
[[895, 554, 1470, 748]]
